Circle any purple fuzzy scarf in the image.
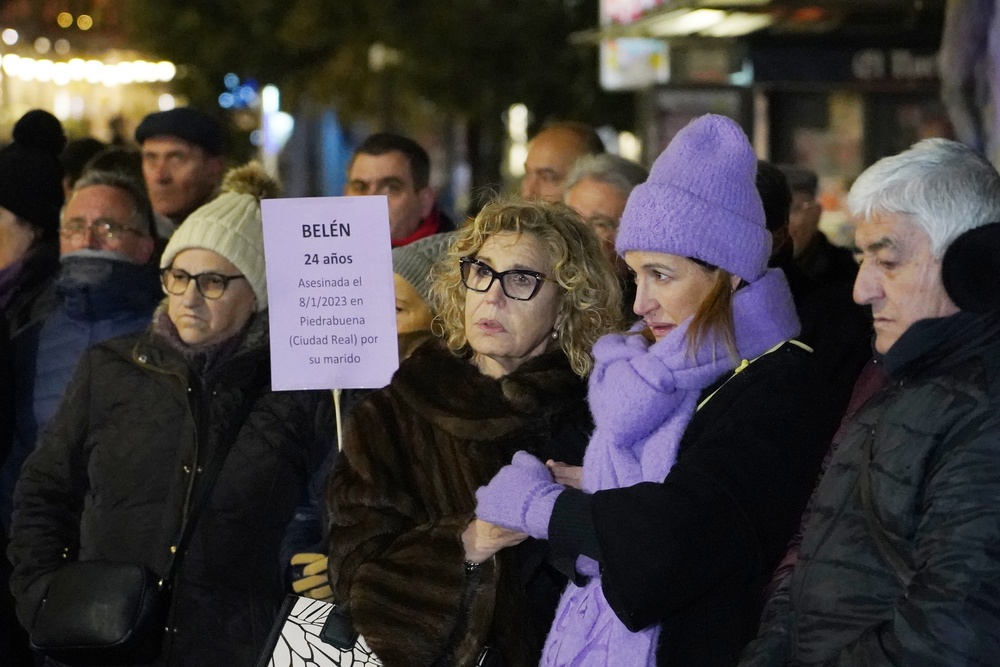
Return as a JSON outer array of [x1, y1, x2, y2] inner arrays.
[[541, 268, 799, 667]]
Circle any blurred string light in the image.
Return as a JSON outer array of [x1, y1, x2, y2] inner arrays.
[[35, 37, 51, 54], [57, 13, 74, 29], [2, 29, 18, 45], [35, 59, 54, 82], [260, 84, 294, 177], [54, 39, 70, 55], [158, 94, 176, 111], [218, 73, 259, 109], [0, 54, 177, 85], [52, 62, 70, 86], [618, 132, 642, 162], [506, 103, 530, 177], [53, 90, 71, 120], [77, 15, 94, 31]]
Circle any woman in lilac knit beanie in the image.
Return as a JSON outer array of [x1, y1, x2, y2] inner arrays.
[[475, 114, 842, 666]]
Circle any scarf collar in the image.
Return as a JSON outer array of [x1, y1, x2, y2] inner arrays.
[[586, 267, 799, 475], [56, 255, 161, 320], [390, 207, 444, 248], [149, 306, 264, 376], [881, 310, 1000, 379]]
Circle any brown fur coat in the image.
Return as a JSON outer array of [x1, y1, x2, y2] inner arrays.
[[326, 339, 591, 667]]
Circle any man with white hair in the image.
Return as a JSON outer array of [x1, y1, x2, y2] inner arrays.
[[741, 138, 1000, 665]]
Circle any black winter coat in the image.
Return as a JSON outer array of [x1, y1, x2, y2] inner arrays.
[[742, 311, 1000, 666], [552, 342, 841, 666], [8, 312, 335, 667]]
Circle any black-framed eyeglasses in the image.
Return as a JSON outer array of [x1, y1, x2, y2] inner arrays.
[[60, 219, 147, 241], [161, 267, 246, 300], [459, 256, 549, 301]]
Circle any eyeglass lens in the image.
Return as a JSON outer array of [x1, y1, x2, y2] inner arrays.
[[61, 220, 140, 240], [460, 259, 543, 300], [162, 269, 236, 300]]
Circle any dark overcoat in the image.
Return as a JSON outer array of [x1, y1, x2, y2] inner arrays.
[[8, 312, 335, 666]]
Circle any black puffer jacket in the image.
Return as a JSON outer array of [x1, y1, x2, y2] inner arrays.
[[742, 311, 1000, 666], [8, 311, 335, 667]]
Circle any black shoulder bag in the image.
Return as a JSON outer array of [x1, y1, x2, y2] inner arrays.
[[29, 388, 257, 666]]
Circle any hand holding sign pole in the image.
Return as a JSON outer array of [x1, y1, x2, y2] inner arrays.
[[261, 195, 399, 391]]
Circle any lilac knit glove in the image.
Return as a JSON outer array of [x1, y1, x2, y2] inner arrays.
[[475, 451, 564, 539]]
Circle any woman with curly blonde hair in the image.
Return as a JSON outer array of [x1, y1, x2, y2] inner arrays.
[[431, 198, 621, 377], [325, 197, 620, 667]]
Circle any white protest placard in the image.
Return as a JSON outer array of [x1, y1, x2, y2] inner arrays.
[[261, 195, 398, 391]]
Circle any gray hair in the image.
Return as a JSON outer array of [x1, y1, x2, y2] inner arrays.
[[69, 169, 156, 237], [564, 153, 648, 200], [847, 138, 1000, 257]]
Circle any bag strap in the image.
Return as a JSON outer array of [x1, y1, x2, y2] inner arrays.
[[158, 382, 260, 588], [858, 427, 914, 588]]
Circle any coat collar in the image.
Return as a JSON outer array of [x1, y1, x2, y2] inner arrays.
[[390, 338, 587, 440], [130, 304, 269, 380], [882, 310, 1000, 379], [55, 259, 161, 320]]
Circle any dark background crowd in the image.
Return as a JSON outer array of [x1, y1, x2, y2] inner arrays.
[[2, 1, 1000, 666], [0, 94, 998, 667]]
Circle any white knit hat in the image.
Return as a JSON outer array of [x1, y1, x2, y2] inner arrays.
[[160, 162, 279, 310]]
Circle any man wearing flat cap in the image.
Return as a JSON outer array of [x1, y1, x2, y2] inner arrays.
[[136, 107, 226, 239]]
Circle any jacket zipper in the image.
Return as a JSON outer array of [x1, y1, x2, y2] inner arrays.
[[787, 379, 902, 662]]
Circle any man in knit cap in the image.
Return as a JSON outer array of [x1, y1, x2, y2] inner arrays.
[[0, 110, 67, 337], [136, 107, 226, 239], [756, 161, 871, 415], [777, 164, 859, 293], [0, 107, 66, 667], [742, 138, 1000, 666]]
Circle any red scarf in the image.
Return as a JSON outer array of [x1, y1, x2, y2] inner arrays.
[[391, 208, 443, 247]]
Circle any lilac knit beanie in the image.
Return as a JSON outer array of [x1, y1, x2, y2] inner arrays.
[[616, 114, 770, 281]]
